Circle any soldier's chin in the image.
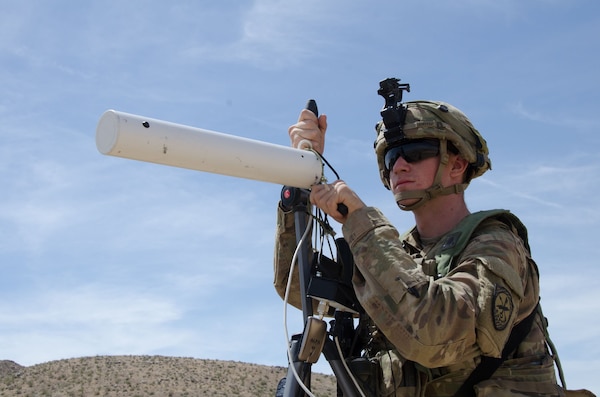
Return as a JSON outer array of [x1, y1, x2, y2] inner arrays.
[[397, 197, 420, 210]]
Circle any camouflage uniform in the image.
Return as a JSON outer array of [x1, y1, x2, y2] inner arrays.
[[275, 92, 570, 396], [273, 205, 563, 396]]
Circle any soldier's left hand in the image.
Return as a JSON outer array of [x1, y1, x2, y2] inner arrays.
[[310, 180, 366, 224]]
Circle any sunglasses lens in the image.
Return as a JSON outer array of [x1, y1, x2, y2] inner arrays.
[[384, 140, 440, 171]]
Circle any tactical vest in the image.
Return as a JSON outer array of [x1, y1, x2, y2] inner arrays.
[[398, 209, 566, 396], [431, 209, 531, 279]]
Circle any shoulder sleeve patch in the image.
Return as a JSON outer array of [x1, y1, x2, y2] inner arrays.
[[492, 284, 514, 331]]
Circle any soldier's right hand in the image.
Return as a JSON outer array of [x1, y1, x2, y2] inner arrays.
[[288, 109, 327, 155]]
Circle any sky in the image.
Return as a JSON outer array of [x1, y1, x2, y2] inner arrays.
[[1, 0, 599, 392]]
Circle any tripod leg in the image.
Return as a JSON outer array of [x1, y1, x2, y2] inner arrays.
[[278, 334, 311, 397]]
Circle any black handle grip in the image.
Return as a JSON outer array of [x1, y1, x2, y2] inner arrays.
[[306, 99, 318, 117]]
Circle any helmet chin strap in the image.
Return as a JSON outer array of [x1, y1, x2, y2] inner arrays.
[[393, 183, 469, 211], [392, 139, 469, 211]]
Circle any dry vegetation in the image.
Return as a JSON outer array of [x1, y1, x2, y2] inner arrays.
[[0, 356, 337, 396]]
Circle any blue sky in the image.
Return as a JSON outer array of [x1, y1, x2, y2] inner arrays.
[[1, 0, 599, 392]]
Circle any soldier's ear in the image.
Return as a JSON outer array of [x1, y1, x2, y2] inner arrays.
[[449, 155, 469, 181]]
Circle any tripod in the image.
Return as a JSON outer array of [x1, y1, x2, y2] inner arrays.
[[276, 187, 375, 397]]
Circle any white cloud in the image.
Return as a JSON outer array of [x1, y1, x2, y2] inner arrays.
[[470, 160, 600, 228], [180, 0, 338, 69], [0, 284, 186, 365], [1, 285, 181, 327], [511, 101, 600, 132]]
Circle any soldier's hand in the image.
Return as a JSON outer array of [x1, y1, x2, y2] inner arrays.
[[310, 180, 366, 224], [288, 109, 327, 154]]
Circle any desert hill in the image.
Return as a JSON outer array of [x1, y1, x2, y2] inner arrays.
[[0, 355, 336, 396]]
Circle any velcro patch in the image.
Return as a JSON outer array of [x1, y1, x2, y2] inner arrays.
[[492, 285, 513, 331]]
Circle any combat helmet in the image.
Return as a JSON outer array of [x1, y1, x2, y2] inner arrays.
[[374, 78, 491, 210]]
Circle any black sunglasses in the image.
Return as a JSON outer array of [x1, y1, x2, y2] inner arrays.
[[384, 139, 440, 172]]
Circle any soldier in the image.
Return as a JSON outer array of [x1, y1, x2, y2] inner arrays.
[[273, 83, 571, 396]]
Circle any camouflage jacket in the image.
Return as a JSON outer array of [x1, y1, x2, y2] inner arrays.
[[274, 206, 563, 396]]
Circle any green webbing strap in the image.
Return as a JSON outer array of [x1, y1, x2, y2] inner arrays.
[[538, 304, 567, 389], [435, 209, 510, 278]]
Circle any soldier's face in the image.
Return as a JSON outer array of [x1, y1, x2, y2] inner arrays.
[[389, 155, 440, 200]]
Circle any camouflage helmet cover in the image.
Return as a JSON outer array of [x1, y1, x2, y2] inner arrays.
[[374, 100, 492, 189]]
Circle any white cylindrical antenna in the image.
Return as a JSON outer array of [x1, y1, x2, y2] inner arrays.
[[96, 110, 323, 189]]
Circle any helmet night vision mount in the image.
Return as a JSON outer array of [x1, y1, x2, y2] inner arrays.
[[377, 77, 411, 146]]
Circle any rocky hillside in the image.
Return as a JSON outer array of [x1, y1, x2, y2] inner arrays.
[[0, 355, 337, 396]]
